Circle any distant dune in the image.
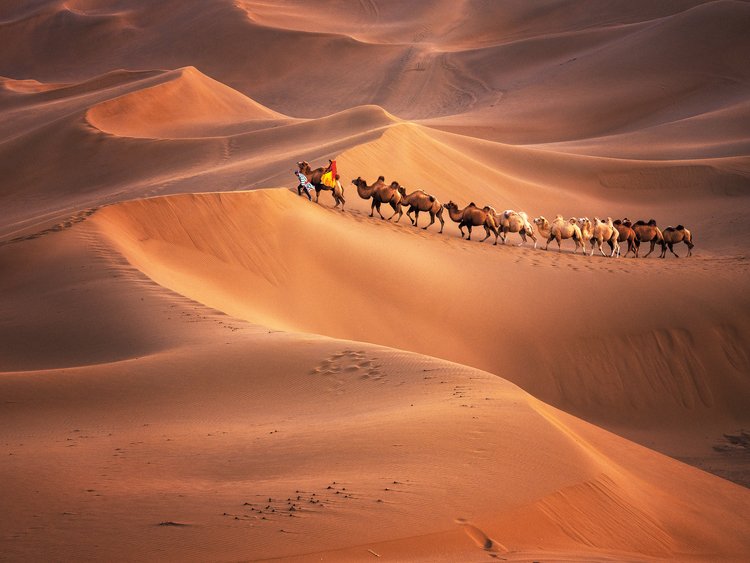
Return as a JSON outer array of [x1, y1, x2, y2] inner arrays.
[[1, 1, 749, 561]]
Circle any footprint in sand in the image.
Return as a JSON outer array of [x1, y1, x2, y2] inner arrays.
[[310, 350, 385, 385]]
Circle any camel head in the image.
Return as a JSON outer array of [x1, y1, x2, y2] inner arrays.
[[397, 185, 407, 197], [296, 161, 309, 170], [444, 200, 458, 211], [351, 177, 364, 187], [533, 216, 548, 230]]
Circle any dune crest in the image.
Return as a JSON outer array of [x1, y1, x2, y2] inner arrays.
[[86, 66, 286, 138]]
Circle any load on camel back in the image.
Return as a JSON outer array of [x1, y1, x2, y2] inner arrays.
[[296, 159, 346, 209]]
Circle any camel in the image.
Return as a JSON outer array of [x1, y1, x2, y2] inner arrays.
[[351, 176, 403, 221], [632, 219, 663, 258], [489, 208, 537, 248], [660, 225, 694, 258], [590, 217, 620, 257], [534, 215, 585, 253], [577, 217, 594, 254], [331, 174, 346, 210], [297, 161, 336, 204], [444, 201, 500, 244], [396, 186, 444, 233], [613, 219, 637, 257]]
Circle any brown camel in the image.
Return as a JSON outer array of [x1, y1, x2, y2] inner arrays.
[[396, 186, 444, 233], [297, 161, 335, 204], [660, 225, 694, 258], [632, 219, 663, 258], [534, 215, 585, 253], [444, 201, 500, 244], [613, 219, 637, 257], [351, 176, 403, 221]]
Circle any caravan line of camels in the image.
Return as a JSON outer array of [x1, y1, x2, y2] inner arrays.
[[295, 161, 694, 258]]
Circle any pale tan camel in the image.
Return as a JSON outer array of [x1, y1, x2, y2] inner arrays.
[[613, 219, 637, 257], [492, 209, 538, 248], [577, 217, 594, 254], [444, 201, 500, 244], [534, 215, 585, 253], [397, 186, 444, 233], [632, 219, 663, 258], [660, 225, 694, 258], [590, 217, 620, 257], [351, 176, 403, 221], [331, 175, 345, 210]]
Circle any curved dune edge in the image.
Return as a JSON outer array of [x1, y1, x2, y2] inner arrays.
[[85, 66, 286, 138], [92, 189, 750, 435]]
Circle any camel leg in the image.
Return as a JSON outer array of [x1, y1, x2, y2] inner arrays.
[[481, 225, 492, 242], [437, 213, 444, 234], [544, 234, 554, 251], [518, 231, 527, 247], [643, 240, 656, 258], [388, 202, 402, 222], [599, 242, 607, 257], [669, 243, 679, 258], [686, 241, 693, 257], [407, 208, 416, 225], [423, 211, 434, 230], [466, 224, 473, 240]]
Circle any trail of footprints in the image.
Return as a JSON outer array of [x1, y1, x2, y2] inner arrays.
[[310, 349, 386, 391]]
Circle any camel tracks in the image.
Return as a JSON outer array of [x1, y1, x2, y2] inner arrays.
[[310, 350, 386, 391]]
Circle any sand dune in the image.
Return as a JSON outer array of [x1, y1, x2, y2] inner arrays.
[[86, 66, 286, 138], [2, 1, 750, 561]]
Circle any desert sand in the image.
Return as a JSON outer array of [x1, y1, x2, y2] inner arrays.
[[1, 1, 750, 561]]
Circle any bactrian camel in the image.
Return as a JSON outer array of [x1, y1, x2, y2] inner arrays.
[[396, 186, 444, 233], [591, 217, 620, 257], [660, 225, 694, 258], [444, 201, 500, 244], [632, 219, 663, 258], [489, 208, 537, 248], [351, 176, 403, 221], [297, 161, 337, 205], [534, 215, 585, 253], [613, 219, 637, 257]]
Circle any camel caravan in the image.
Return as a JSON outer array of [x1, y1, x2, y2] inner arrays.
[[294, 161, 694, 258]]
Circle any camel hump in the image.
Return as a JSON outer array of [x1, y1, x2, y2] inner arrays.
[[634, 220, 646, 226], [377, 175, 385, 181], [648, 219, 657, 226], [428, 194, 435, 202], [468, 202, 477, 207], [676, 224, 685, 231]]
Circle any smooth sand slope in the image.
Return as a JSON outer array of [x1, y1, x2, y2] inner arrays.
[[2, 0, 750, 560]]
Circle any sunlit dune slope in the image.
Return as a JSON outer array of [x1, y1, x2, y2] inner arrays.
[[92, 188, 750, 449], [1, 221, 749, 560], [86, 66, 285, 138]]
